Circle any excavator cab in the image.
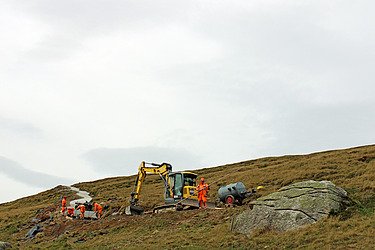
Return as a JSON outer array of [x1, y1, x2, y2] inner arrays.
[[166, 172, 197, 203]]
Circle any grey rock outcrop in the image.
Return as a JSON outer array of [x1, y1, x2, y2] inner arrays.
[[25, 224, 42, 239], [0, 241, 12, 250], [231, 180, 350, 235]]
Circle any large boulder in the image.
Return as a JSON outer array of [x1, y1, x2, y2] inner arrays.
[[231, 180, 350, 235]]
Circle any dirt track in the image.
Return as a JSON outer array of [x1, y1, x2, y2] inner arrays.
[[68, 186, 92, 207]]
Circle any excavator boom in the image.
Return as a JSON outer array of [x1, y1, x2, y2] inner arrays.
[[130, 161, 172, 205]]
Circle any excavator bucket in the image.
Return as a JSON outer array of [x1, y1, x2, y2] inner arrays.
[[125, 205, 144, 215]]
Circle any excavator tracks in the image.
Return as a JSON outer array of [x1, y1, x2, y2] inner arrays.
[[152, 199, 217, 214]]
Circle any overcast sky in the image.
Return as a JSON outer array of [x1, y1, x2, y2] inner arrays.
[[1, 0, 374, 203]]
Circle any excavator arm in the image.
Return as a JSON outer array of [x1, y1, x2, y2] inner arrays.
[[129, 161, 172, 206]]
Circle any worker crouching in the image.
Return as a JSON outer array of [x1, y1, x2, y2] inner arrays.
[[93, 202, 103, 219], [196, 177, 209, 209], [78, 204, 86, 219], [67, 207, 75, 218]]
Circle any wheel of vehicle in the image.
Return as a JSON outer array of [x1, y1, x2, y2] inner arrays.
[[225, 195, 235, 205]]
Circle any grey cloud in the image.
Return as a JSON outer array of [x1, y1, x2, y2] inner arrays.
[[152, 1, 375, 152], [24, 34, 85, 63], [0, 156, 73, 188], [263, 103, 375, 155], [83, 146, 202, 175], [0, 117, 43, 139], [22, 0, 190, 30], [158, 1, 375, 94], [1, 0, 375, 194], [7, 1, 195, 63]]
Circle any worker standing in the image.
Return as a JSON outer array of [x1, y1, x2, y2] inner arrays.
[[78, 204, 86, 219], [196, 177, 209, 209], [61, 196, 67, 214], [93, 202, 103, 219]]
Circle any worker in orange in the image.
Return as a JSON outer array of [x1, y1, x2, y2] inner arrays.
[[67, 207, 75, 217], [196, 177, 209, 209], [61, 196, 67, 214], [93, 202, 103, 219], [78, 204, 86, 219]]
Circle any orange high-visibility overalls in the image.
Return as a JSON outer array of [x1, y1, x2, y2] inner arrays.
[[67, 207, 74, 217], [61, 197, 67, 213], [94, 203, 103, 218], [196, 182, 209, 208], [78, 205, 86, 219]]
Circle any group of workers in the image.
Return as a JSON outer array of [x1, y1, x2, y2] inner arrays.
[[60, 196, 103, 219]]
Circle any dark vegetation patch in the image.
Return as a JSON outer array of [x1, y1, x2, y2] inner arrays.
[[357, 155, 375, 163]]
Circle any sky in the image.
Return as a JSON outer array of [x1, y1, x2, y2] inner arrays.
[[1, 0, 375, 203]]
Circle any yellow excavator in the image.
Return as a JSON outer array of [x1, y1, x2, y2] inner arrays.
[[125, 161, 199, 215]]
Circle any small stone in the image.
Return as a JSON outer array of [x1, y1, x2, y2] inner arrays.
[[0, 241, 12, 250]]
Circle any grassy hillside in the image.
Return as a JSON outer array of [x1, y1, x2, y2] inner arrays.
[[1, 145, 374, 249]]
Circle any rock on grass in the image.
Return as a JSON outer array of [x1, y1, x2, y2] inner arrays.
[[231, 180, 350, 235]]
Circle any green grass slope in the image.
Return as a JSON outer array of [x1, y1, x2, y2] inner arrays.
[[1, 145, 374, 249]]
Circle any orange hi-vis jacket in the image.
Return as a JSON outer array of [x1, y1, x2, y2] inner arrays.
[[67, 207, 74, 216], [94, 203, 103, 213], [196, 183, 209, 202], [62, 198, 67, 207], [61, 198, 67, 213], [79, 205, 86, 214]]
